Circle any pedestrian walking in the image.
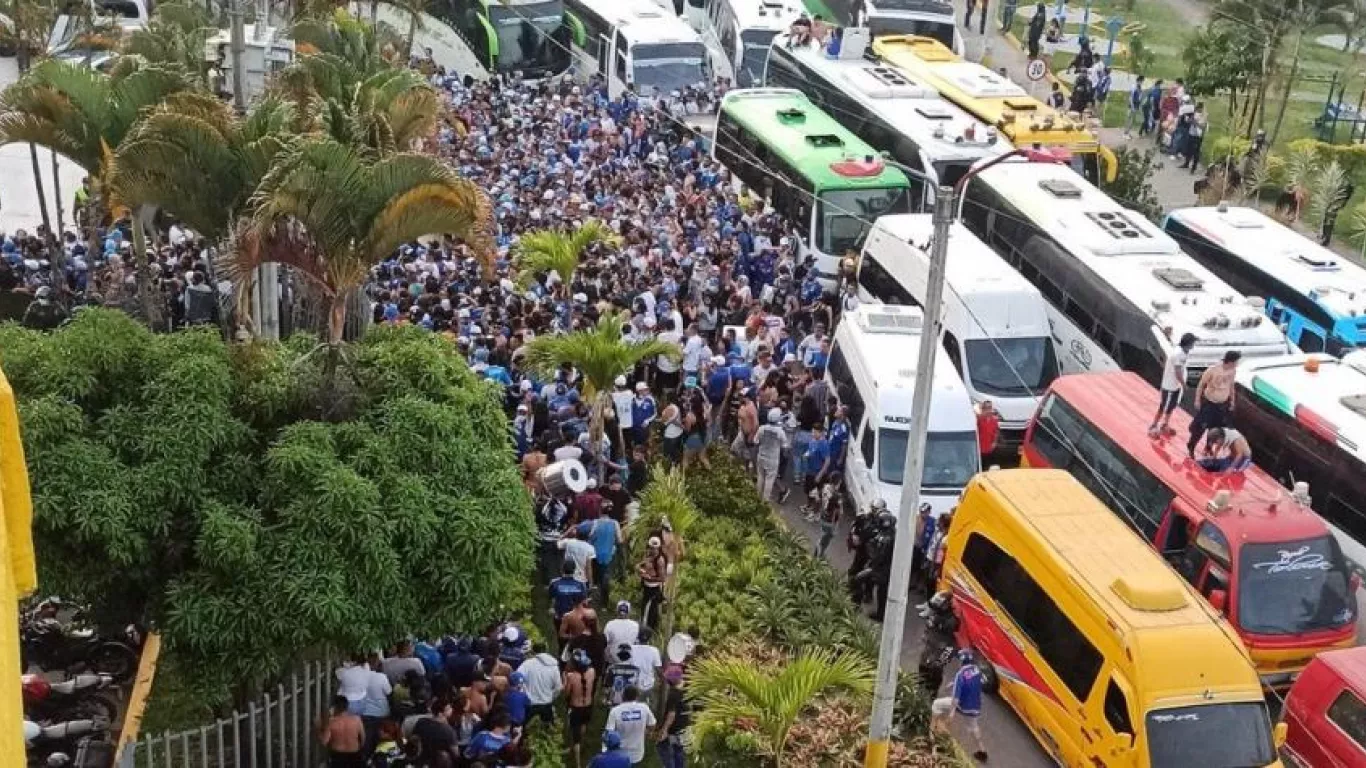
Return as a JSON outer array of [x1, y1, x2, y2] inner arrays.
[[977, 0, 988, 34], [1181, 103, 1208, 173], [814, 471, 844, 558], [1141, 78, 1163, 136], [1124, 75, 1145, 138], [1187, 350, 1240, 457], [605, 686, 657, 767], [965, 0, 977, 28], [1027, 2, 1046, 58], [754, 407, 788, 501], [637, 537, 669, 631], [1000, 0, 1018, 31], [931, 650, 989, 762]]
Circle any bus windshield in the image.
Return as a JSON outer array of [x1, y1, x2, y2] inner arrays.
[[1237, 536, 1356, 635], [964, 337, 1058, 397], [816, 187, 913, 256], [879, 429, 978, 488], [489, 3, 568, 74], [737, 30, 778, 87], [866, 16, 955, 49], [1145, 702, 1274, 768], [631, 42, 708, 92]]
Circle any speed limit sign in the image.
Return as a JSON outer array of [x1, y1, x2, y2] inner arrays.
[[1026, 59, 1048, 81]]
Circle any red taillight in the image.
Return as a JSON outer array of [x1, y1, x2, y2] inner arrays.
[[1294, 404, 1338, 443]]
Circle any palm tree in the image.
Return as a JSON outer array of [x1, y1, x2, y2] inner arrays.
[[688, 647, 876, 768], [122, 1, 215, 84], [512, 221, 620, 297], [226, 137, 491, 346], [520, 313, 679, 463], [0, 57, 190, 325]]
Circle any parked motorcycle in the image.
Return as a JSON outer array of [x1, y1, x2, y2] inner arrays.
[[24, 717, 111, 767], [20, 601, 140, 682], [22, 674, 119, 723]]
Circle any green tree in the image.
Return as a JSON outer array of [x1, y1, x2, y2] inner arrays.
[[519, 313, 678, 462], [0, 310, 533, 704], [1182, 24, 1263, 129], [1268, 0, 1349, 146], [0, 58, 191, 325], [688, 647, 875, 768], [1101, 146, 1164, 221], [226, 138, 491, 346], [512, 221, 620, 295]]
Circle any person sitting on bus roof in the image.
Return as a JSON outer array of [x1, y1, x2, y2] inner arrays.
[[789, 14, 812, 45], [1196, 427, 1253, 474]]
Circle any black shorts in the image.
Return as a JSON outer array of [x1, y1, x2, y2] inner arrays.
[[568, 705, 594, 741], [1158, 388, 1181, 415], [529, 702, 555, 724], [655, 368, 680, 392]]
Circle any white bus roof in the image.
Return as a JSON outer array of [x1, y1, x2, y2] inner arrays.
[[872, 215, 1046, 308], [578, 0, 704, 42], [1237, 353, 1366, 462], [728, 0, 801, 32], [835, 304, 976, 429], [774, 35, 1009, 164], [1166, 205, 1366, 319], [972, 162, 1285, 344]]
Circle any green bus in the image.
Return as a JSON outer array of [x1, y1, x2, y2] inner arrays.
[[428, 0, 572, 77], [712, 87, 914, 288]]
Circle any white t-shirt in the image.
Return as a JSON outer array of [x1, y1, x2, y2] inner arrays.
[[604, 618, 641, 653], [682, 335, 707, 372], [629, 643, 663, 692], [606, 701, 657, 763], [553, 445, 584, 463], [557, 538, 596, 582], [336, 663, 370, 703], [1161, 350, 1188, 392], [656, 331, 683, 372], [612, 390, 635, 429]]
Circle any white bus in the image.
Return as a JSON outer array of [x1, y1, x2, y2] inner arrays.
[[563, 0, 713, 100], [858, 215, 1059, 447], [701, 0, 801, 87], [764, 30, 1009, 208], [1164, 204, 1366, 356], [1234, 353, 1366, 570], [861, 0, 961, 53], [957, 161, 1293, 387], [827, 304, 979, 517]]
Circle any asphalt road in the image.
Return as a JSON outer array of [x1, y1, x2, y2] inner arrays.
[[0, 56, 87, 238], [772, 486, 1054, 767]]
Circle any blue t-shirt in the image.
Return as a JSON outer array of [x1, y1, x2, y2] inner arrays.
[[465, 730, 511, 760], [828, 420, 850, 466], [953, 664, 984, 716], [804, 438, 831, 475], [705, 369, 731, 404], [578, 518, 620, 566], [503, 689, 531, 725], [548, 576, 589, 618], [588, 750, 633, 768]]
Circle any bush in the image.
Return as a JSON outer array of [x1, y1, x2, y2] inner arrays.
[[0, 312, 534, 707], [1102, 146, 1164, 221]]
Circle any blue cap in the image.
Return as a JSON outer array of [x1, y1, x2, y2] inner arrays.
[[509, 672, 525, 687], [603, 732, 622, 750]]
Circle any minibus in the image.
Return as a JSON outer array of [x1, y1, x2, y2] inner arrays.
[[827, 304, 978, 517], [944, 468, 1284, 767], [858, 215, 1059, 448], [1282, 647, 1366, 767], [1022, 371, 1359, 685]]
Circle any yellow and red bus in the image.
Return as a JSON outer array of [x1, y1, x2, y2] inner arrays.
[[1021, 371, 1359, 686]]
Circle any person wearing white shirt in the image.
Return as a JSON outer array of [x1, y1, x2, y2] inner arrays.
[[611, 376, 635, 445], [680, 324, 707, 377], [604, 601, 641, 653], [654, 319, 684, 395], [557, 531, 597, 585], [605, 687, 657, 765], [516, 644, 564, 721], [335, 656, 371, 713], [629, 630, 663, 695]]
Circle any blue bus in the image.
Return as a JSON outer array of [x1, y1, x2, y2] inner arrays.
[[1164, 204, 1366, 356]]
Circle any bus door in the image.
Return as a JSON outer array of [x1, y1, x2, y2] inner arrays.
[[1174, 521, 1235, 616], [848, 417, 875, 512]]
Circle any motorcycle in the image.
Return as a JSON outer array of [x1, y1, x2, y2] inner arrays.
[[21, 601, 140, 682], [23, 674, 119, 724], [24, 717, 112, 767]]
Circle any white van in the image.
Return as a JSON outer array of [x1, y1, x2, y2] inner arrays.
[[857, 215, 1060, 447], [827, 304, 979, 517]]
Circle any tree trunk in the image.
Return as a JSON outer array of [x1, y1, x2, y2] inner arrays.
[[28, 144, 52, 239], [1251, 28, 1279, 135], [1269, 29, 1304, 148], [406, 11, 418, 58], [327, 291, 347, 345], [131, 212, 163, 329], [49, 151, 66, 294]]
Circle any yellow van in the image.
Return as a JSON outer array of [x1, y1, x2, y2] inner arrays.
[[941, 469, 1283, 767]]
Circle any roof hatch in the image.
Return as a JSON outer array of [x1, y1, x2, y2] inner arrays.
[[1293, 251, 1340, 271], [1038, 178, 1082, 198], [1110, 577, 1187, 612], [776, 107, 806, 123], [1153, 266, 1204, 291], [806, 133, 845, 148]]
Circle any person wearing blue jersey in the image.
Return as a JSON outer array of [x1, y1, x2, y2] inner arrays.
[[588, 731, 632, 768], [630, 383, 658, 450], [933, 650, 988, 762]]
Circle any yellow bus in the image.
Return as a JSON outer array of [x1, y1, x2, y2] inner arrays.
[[942, 469, 1283, 767], [872, 35, 1118, 183]]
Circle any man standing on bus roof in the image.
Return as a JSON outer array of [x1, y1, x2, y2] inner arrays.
[[1187, 350, 1241, 458], [1149, 333, 1197, 438]]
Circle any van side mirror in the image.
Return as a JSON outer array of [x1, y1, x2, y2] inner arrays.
[[1208, 588, 1228, 614], [1274, 721, 1288, 748]]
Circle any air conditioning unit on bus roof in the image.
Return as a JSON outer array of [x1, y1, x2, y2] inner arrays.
[[857, 305, 925, 334], [842, 66, 936, 99]]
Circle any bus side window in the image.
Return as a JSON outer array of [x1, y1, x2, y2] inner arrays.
[[1302, 328, 1326, 353], [942, 330, 963, 375], [1103, 678, 1135, 737], [1118, 342, 1163, 386]]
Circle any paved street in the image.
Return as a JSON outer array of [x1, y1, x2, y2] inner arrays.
[[0, 57, 86, 238]]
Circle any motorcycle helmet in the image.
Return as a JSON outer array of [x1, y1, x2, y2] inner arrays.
[[958, 648, 975, 664], [928, 590, 953, 613], [869, 498, 888, 514], [877, 511, 897, 530]]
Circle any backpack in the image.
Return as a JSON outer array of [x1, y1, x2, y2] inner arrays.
[[604, 662, 640, 706]]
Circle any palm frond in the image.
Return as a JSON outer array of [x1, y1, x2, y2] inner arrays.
[[520, 314, 680, 393]]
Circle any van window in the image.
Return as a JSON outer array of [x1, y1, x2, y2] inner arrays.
[[828, 344, 865, 428], [1328, 690, 1366, 751], [942, 330, 963, 375], [857, 254, 915, 305], [1104, 678, 1134, 736], [861, 423, 875, 467], [961, 532, 1103, 701]]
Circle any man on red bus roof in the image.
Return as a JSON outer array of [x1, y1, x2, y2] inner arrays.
[[1188, 350, 1241, 457], [1148, 333, 1197, 438], [976, 401, 1001, 458], [1196, 427, 1253, 473]]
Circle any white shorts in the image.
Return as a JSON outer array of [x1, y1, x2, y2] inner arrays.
[[931, 697, 953, 717]]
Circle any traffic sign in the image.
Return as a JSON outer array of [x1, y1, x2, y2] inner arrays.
[[1026, 59, 1048, 81]]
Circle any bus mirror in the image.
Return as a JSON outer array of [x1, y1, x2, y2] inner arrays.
[[1208, 588, 1228, 614], [1274, 721, 1288, 748]]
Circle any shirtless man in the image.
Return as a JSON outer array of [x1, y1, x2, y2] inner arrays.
[[564, 649, 598, 768], [521, 441, 548, 494], [318, 695, 365, 768]]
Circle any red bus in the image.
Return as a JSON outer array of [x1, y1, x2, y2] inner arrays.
[[1021, 372, 1359, 686]]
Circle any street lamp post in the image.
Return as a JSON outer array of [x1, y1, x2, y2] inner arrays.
[[863, 147, 1064, 768]]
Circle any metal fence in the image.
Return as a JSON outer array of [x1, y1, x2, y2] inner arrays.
[[117, 657, 336, 768]]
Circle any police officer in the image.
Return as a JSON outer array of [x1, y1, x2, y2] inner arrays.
[[847, 498, 884, 604], [863, 509, 897, 621], [917, 591, 960, 695]]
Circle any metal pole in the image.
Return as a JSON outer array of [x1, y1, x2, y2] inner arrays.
[[864, 185, 956, 767], [228, 0, 247, 113]]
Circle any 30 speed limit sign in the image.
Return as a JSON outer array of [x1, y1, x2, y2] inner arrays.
[[1026, 59, 1048, 81]]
